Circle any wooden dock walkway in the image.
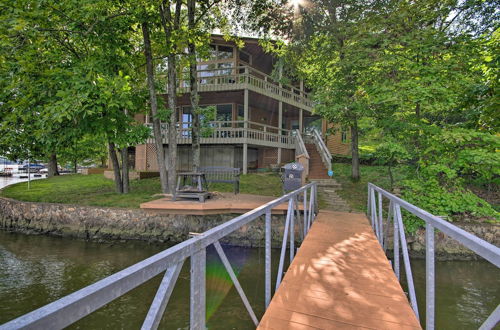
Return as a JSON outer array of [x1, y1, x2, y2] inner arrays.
[[258, 211, 422, 329]]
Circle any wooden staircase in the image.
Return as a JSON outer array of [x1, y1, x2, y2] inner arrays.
[[305, 143, 351, 212], [305, 143, 330, 179]]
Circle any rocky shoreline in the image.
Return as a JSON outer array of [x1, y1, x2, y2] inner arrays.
[[0, 197, 291, 247], [1, 197, 498, 259]]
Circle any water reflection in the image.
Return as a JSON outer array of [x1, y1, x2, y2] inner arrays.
[[406, 259, 500, 329], [0, 231, 275, 329], [1, 230, 498, 329]]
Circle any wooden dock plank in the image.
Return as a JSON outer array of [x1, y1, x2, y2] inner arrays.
[[258, 211, 422, 330]]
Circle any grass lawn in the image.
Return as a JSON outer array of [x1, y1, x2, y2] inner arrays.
[[332, 163, 410, 212], [0, 173, 283, 209]]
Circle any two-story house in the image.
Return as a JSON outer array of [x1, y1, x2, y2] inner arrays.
[[133, 35, 349, 179]]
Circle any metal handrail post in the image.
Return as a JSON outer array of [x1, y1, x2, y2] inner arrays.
[[367, 185, 371, 216], [378, 191, 383, 244], [303, 190, 308, 238], [479, 305, 500, 330], [393, 202, 400, 280], [190, 249, 206, 330], [383, 200, 393, 252], [307, 187, 314, 232], [290, 198, 295, 262], [213, 242, 259, 326], [276, 199, 293, 290], [142, 261, 184, 330], [265, 210, 271, 308], [426, 223, 435, 330], [395, 205, 420, 321]]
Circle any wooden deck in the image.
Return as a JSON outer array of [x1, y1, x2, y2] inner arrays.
[[140, 193, 303, 215], [258, 211, 422, 330]]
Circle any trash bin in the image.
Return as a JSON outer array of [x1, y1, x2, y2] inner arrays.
[[282, 162, 304, 193]]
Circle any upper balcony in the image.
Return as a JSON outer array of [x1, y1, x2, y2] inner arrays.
[[179, 65, 314, 112]]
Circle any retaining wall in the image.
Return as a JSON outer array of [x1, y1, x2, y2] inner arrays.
[[0, 197, 291, 247], [1, 197, 497, 259]]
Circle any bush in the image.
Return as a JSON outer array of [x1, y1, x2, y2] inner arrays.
[[401, 178, 499, 232]]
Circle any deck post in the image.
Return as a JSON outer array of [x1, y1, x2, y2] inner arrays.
[[190, 249, 206, 330], [265, 210, 271, 309], [243, 88, 249, 174], [426, 223, 435, 330], [299, 109, 303, 133]]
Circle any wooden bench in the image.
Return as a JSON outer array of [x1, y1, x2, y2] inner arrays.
[[200, 167, 240, 194]]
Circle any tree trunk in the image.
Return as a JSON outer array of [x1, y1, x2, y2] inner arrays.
[[388, 165, 394, 191], [121, 147, 129, 194], [350, 122, 360, 181], [48, 153, 60, 177], [188, 0, 201, 172], [166, 54, 178, 195], [108, 142, 123, 193], [73, 159, 77, 174], [159, 0, 182, 195], [141, 21, 169, 194]]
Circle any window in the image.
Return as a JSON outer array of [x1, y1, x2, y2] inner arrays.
[[209, 44, 218, 58], [208, 44, 234, 60], [217, 45, 233, 59], [341, 128, 348, 143], [182, 106, 193, 125], [216, 104, 233, 125], [217, 62, 234, 75]]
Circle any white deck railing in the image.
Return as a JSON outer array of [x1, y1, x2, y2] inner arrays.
[[178, 66, 314, 110], [146, 121, 296, 149]]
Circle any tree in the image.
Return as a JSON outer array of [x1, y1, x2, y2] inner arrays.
[[0, 0, 150, 193], [157, 0, 184, 195], [373, 140, 411, 190], [275, 0, 387, 181], [141, 18, 170, 194]]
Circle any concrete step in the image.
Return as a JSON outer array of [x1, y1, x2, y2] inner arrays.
[[315, 178, 352, 212]]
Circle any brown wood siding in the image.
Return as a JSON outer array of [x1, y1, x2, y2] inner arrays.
[[323, 122, 350, 156], [135, 144, 147, 171]]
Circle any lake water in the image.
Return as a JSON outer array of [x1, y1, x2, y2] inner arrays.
[[0, 231, 498, 329], [0, 175, 47, 190]]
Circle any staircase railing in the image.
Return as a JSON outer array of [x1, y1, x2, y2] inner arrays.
[[367, 183, 500, 330], [294, 130, 309, 159], [294, 130, 310, 178], [311, 128, 332, 172]]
